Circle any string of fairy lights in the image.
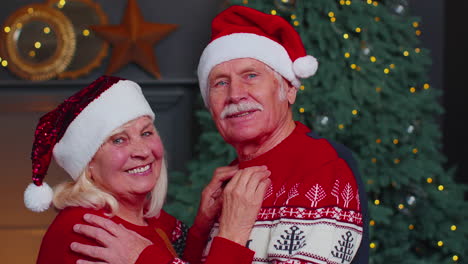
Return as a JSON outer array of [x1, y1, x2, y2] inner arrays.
[[240, 0, 461, 262]]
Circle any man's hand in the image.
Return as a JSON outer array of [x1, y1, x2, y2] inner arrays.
[[192, 165, 239, 237], [70, 214, 152, 264], [217, 165, 271, 245]]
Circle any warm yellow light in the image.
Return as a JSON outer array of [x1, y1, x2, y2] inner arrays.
[[384, 68, 390, 74], [451, 225, 457, 231], [352, 109, 358, 115], [376, 138, 381, 144], [330, 17, 336, 23], [390, 64, 395, 69], [58, 0, 66, 8], [370, 56, 376, 62], [410, 87, 416, 93], [1, 60, 8, 67], [416, 30, 422, 36], [374, 199, 380, 205], [340, 0, 345, 5], [355, 27, 361, 33], [453, 255, 459, 261], [299, 107, 305, 113], [373, 1, 378, 6], [409, 224, 415, 230], [291, 14, 297, 20], [370, 220, 375, 226], [293, 21, 300, 26], [393, 139, 399, 144], [328, 11, 335, 17], [412, 148, 418, 154], [34, 42, 42, 49], [27, 7, 34, 14], [367, 0, 372, 4], [371, 158, 377, 163], [427, 177, 433, 183], [4, 26, 11, 33], [438, 185, 444, 191], [16, 23, 23, 29], [338, 124, 345, 130], [437, 241, 443, 247], [343, 33, 349, 39], [242, 0, 248, 4], [344, 52, 350, 58], [271, 10, 277, 15], [350, 64, 357, 69], [398, 204, 404, 209], [374, 17, 381, 22], [346, 0, 352, 5], [375, 87, 382, 92], [370, 242, 376, 249], [394, 158, 400, 164], [82, 29, 90, 36], [43, 27, 51, 34], [300, 85, 305, 91], [281, 0, 288, 2], [423, 83, 430, 89], [28, 50, 36, 57], [415, 48, 421, 53], [403, 51, 410, 56]]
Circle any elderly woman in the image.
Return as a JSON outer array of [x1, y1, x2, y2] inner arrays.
[[25, 76, 270, 264]]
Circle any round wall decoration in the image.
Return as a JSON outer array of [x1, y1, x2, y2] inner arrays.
[[0, 4, 76, 81]]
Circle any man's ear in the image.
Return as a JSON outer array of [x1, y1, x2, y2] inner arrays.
[[286, 82, 298, 105]]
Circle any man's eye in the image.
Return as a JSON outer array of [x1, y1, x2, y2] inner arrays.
[[216, 80, 228, 86], [247, 73, 257, 79]]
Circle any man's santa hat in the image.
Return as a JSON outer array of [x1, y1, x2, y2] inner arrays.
[[197, 5, 318, 107], [24, 76, 155, 212]]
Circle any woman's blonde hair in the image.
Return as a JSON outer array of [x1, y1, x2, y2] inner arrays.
[[53, 119, 168, 218]]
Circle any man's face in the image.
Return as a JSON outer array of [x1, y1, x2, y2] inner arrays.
[[207, 58, 297, 146]]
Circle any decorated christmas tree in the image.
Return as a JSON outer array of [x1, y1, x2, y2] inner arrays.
[[165, 0, 468, 263]]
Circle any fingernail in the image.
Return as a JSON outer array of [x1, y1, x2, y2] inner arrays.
[[73, 224, 80, 232], [70, 242, 76, 249], [83, 214, 90, 220]]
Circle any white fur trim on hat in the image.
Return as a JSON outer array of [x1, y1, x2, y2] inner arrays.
[[24, 182, 53, 212], [197, 33, 300, 107], [293, 55, 318, 78], [53, 80, 155, 180]]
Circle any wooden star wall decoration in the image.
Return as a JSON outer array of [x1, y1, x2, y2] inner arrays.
[[90, 0, 178, 78]]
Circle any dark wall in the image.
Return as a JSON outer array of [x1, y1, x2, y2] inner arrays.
[[443, 2, 468, 184]]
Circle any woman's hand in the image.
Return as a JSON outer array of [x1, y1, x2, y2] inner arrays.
[[217, 165, 271, 245], [192, 165, 239, 237], [70, 214, 152, 264]]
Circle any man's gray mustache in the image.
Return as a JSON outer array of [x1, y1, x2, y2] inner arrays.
[[221, 102, 264, 119]]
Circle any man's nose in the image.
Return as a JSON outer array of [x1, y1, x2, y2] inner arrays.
[[228, 77, 248, 103]]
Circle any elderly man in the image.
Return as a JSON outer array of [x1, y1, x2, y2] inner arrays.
[[196, 5, 368, 264], [69, 5, 368, 264]]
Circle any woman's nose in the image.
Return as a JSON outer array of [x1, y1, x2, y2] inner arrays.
[[130, 139, 151, 159]]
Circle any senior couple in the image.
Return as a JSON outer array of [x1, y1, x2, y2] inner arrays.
[[25, 5, 368, 264]]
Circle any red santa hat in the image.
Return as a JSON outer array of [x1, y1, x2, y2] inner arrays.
[[25, 76, 155, 212], [197, 5, 318, 106]]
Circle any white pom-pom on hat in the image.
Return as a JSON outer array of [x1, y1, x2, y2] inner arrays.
[[293, 55, 318, 78], [24, 182, 53, 212]]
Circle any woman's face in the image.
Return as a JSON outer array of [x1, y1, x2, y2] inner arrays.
[[88, 116, 164, 202]]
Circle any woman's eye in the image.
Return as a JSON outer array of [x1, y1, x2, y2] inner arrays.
[[142, 131, 153, 137], [112, 138, 124, 144]]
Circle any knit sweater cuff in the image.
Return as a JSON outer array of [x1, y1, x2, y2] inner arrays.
[[205, 237, 255, 264]]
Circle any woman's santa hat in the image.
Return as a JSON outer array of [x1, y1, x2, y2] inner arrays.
[[197, 5, 318, 107], [25, 76, 155, 212]]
